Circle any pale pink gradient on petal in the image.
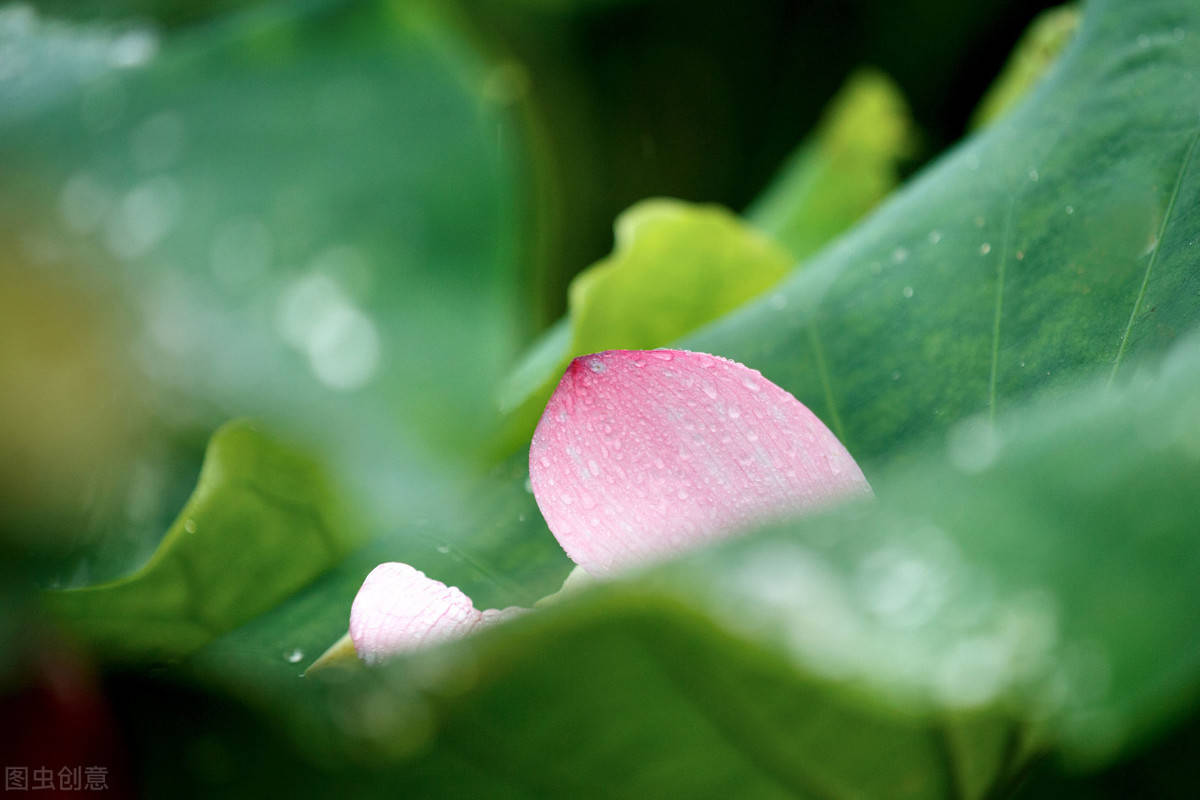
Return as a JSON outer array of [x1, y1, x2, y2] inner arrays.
[[529, 349, 871, 576], [349, 562, 523, 664]]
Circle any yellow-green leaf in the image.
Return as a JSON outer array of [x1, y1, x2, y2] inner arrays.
[[747, 68, 916, 259], [971, 4, 1082, 129]]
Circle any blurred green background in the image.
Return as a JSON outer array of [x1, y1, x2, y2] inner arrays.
[[14, 0, 1066, 327], [6, 0, 1200, 797]]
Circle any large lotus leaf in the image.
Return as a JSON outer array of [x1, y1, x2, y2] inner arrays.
[[685, 0, 1200, 466], [42, 420, 360, 661], [128, 326, 1200, 798], [0, 0, 530, 581]]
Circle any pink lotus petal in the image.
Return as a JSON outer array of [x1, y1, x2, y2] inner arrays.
[[349, 562, 522, 664], [529, 349, 871, 576]]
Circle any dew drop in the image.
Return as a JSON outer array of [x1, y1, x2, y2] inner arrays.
[[308, 305, 380, 391], [183, 518, 196, 533], [892, 246, 908, 263], [1028, 168, 1039, 182], [649, 350, 673, 361], [1065, 205, 1075, 215], [928, 230, 942, 245], [947, 417, 1001, 473], [980, 242, 991, 255], [935, 637, 1010, 708], [902, 286, 914, 298], [104, 175, 183, 259], [285, 648, 304, 664], [588, 358, 606, 373], [741, 378, 761, 392], [109, 28, 159, 69]]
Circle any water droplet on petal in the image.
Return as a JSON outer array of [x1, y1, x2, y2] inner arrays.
[[349, 563, 492, 664], [529, 350, 871, 576]]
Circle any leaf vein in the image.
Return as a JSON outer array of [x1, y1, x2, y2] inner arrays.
[[807, 318, 847, 443], [1108, 126, 1200, 385], [988, 199, 1016, 422]]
